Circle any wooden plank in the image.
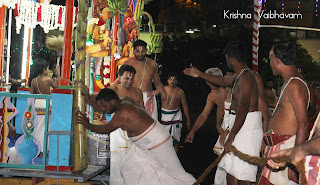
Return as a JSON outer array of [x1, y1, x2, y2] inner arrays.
[[0, 177, 93, 185], [0, 177, 33, 185], [37, 178, 93, 185], [0, 165, 108, 182]]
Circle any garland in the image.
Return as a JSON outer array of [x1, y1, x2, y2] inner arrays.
[[103, 56, 111, 87], [0, 0, 17, 9], [13, 0, 78, 34]]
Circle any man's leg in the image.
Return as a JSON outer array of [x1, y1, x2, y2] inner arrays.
[[227, 173, 238, 185], [227, 174, 252, 185], [239, 180, 253, 185], [172, 137, 179, 153], [173, 145, 179, 153]]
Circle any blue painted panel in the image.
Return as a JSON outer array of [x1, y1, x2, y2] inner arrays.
[[48, 92, 73, 167], [106, 114, 112, 122], [15, 91, 30, 134]]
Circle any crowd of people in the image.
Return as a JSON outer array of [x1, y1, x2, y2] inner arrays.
[[2, 38, 320, 185], [77, 40, 320, 185]]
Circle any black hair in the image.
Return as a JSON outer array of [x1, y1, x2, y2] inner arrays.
[[272, 42, 296, 65], [118, 64, 136, 76], [266, 77, 275, 82], [167, 73, 178, 80], [223, 41, 246, 63], [29, 58, 49, 84], [33, 58, 49, 76], [133, 39, 147, 49], [96, 88, 120, 102]]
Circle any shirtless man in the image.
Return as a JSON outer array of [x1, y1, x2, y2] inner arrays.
[[30, 58, 60, 94], [108, 64, 143, 185], [267, 113, 320, 185], [258, 42, 310, 185], [109, 64, 143, 107], [158, 73, 191, 153], [184, 41, 263, 185], [29, 58, 60, 154], [76, 88, 196, 185], [116, 39, 167, 120], [185, 68, 225, 145]]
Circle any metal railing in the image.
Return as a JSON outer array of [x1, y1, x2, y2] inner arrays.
[[0, 92, 51, 170]]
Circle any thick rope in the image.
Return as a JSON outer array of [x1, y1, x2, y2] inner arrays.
[[193, 145, 307, 185], [193, 152, 226, 185]]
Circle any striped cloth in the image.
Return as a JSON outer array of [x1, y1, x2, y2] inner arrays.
[[305, 155, 320, 184], [143, 91, 158, 120]]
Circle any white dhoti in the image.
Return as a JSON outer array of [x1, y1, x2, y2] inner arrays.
[[213, 107, 231, 156], [143, 91, 158, 120], [121, 121, 196, 185], [160, 108, 183, 145], [34, 99, 51, 153], [214, 107, 230, 185], [217, 111, 263, 182], [110, 128, 132, 185]]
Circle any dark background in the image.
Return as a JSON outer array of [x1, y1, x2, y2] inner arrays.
[[5, 1, 320, 184]]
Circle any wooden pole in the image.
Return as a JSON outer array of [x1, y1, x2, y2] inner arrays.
[[0, 6, 6, 77], [73, 0, 88, 173], [61, 0, 74, 86]]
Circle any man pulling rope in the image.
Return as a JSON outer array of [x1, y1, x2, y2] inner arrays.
[[193, 145, 307, 185]]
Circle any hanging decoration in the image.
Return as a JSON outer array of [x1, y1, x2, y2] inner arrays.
[[107, 0, 128, 17], [297, 0, 301, 14], [262, 0, 266, 11], [134, 0, 144, 33], [13, 0, 78, 34], [0, 0, 17, 9], [316, 0, 319, 17], [103, 56, 111, 87], [142, 11, 163, 55]]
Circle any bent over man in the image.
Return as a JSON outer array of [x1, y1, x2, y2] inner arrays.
[[76, 88, 196, 185]]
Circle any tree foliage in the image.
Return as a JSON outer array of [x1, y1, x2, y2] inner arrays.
[[155, 24, 320, 113]]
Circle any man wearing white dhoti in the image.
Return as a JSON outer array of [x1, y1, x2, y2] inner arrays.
[[77, 88, 196, 185], [259, 42, 311, 185], [158, 73, 191, 153], [184, 41, 263, 184], [108, 64, 144, 185]]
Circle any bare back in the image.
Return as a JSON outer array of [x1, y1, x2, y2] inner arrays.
[[124, 57, 158, 92], [111, 101, 154, 137], [269, 77, 310, 136], [30, 76, 55, 94]]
